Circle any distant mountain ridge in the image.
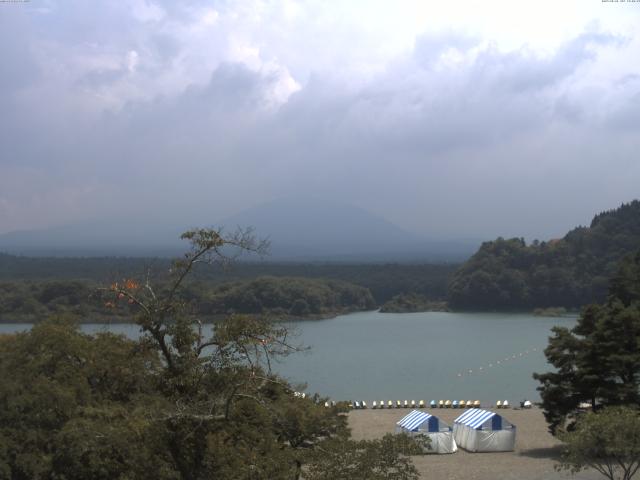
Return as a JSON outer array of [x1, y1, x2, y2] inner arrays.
[[220, 197, 477, 261], [0, 197, 478, 261], [448, 200, 640, 310]]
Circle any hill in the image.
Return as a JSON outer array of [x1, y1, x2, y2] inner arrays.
[[448, 200, 640, 310], [0, 197, 477, 261]]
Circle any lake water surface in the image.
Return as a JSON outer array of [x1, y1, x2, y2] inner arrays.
[[0, 311, 575, 404]]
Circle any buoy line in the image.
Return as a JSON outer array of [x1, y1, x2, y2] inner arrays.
[[455, 346, 540, 378]]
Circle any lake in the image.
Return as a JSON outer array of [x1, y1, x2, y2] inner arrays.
[[0, 311, 575, 404]]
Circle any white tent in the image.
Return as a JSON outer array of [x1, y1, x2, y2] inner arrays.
[[396, 410, 457, 454], [453, 409, 516, 452]]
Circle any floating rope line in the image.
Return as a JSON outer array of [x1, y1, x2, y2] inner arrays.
[[455, 346, 542, 378]]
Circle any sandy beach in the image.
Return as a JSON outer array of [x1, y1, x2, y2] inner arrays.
[[348, 407, 610, 480]]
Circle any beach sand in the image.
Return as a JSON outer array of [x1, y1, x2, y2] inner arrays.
[[348, 407, 609, 480]]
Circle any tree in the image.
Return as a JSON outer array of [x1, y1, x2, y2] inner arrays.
[[0, 315, 163, 480], [556, 406, 640, 480], [534, 251, 640, 434], [0, 227, 425, 479], [449, 201, 640, 310], [305, 433, 427, 480]]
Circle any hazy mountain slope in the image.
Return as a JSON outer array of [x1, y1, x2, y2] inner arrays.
[[220, 197, 424, 256], [0, 198, 478, 260]]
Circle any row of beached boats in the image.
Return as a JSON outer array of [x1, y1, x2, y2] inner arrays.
[[347, 400, 485, 409], [332, 400, 524, 409], [322, 399, 531, 409]]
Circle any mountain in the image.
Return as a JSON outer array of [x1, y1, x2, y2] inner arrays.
[[219, 197, 477, 261], [448, 200, 640, 310], [0, 197, 478, 260]]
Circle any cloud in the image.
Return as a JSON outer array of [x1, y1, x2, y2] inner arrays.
[[0, 1, 639, 240]]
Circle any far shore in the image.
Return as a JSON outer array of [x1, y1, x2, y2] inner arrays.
[[0, 307, 580, 325], [349, 407, 607, 480]]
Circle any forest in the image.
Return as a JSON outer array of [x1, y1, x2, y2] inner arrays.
[[0, 229, 426, 479], [0, 255, 456, 303], [0, 255, 456, 322], [448, 201, 640, 310], [0, 276, 375, 323]]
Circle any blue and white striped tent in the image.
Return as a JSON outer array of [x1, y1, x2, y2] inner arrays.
[[396, 410, 457, 454], [453, 409, 515, 452]]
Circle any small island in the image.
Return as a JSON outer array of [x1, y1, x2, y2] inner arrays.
[[379, 292, 449, 313]]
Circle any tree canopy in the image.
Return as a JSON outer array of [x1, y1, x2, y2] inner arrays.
[[556, 406, 640, 480], [0, 228, 425, 479], [533, 250, 640, 434], [449, 200, 640, 310]]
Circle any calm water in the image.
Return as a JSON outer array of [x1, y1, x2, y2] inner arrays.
[[0, 311, 575, 403]]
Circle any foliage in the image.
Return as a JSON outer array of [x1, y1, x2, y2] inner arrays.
[[0, 254, 457, 306], [533, 250, 640, 434], [0, 316, 164, 479], [305, 433, 426, 480], [0, 228, 425, 479], [0, 276, 375, 323], [203, 276, 376, 318], [0, 261, 459, 322], [449, 200, 640, 310], [556, 406, 640, 480], [379, 292, 448, 313]]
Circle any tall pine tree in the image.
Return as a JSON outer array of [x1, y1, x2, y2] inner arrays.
[[534, 251, 640, 434]]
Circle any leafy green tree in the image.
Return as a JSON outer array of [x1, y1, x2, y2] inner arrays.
[[0, 316, 162, 479], [449, 201, 640, 310], [534, 251, 640, 434], [0, 228, 425, 479], [305, 433, 426, 480], [557, 406, 640, 480]]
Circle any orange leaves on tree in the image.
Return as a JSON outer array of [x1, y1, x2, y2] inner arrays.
[[110, 279, 139, 292]]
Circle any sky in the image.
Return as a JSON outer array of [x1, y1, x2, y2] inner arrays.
[[1, 0, 640, 241]]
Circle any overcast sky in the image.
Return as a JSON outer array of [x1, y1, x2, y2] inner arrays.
[[1, 0, 639, 240]]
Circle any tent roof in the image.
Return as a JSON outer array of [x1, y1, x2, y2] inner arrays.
[[454, 409, 503, 429], [397, 410, 434, 431]]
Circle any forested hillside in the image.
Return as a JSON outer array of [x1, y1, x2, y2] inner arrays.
[[448, 201, 640, 310]]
